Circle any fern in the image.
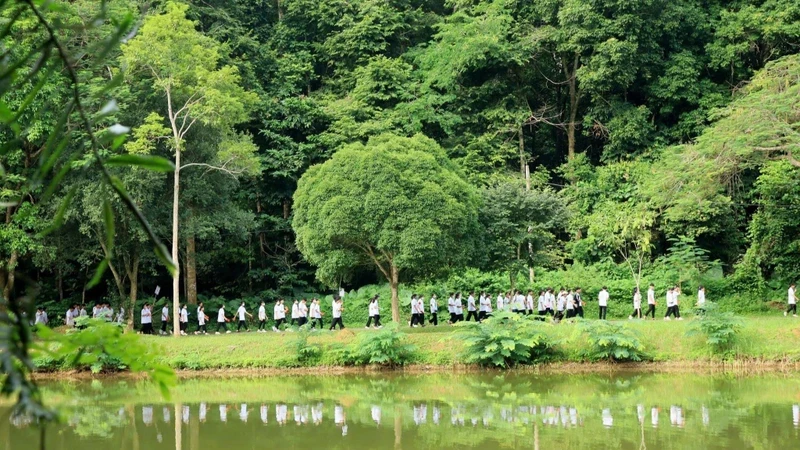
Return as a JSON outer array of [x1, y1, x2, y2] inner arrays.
[[455, 311, 554, 367], [687, 304, 743, 355], [577, 320, 646, 362], [291, 326, 322, 365], [345, 323, 417, 367]]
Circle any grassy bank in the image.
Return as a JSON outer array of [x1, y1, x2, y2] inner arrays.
[[124, 316, 800, 370]]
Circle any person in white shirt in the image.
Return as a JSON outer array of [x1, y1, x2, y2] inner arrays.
[[329, 296, 345, 330], [92, 303, 100, 319], [555, 289, 566, 320], [466, 292, 479, 322], [312, 298, 324, 329], [673, 287, 683, 320], [479, 291, 490, 321], [179, 304, 189, 335], [664, 287, 677, 320], [598, 287, 609, 320], [786, 283, 797, 317], [409, 294, 420, 327], [273, 299, 286, 331], [298, 299, 309, 327], [216, 305, 231, 334], [65, 305, 75, 328], [290, 300, 300, 326], [526, 291, 535, 315], [366, 294, 382, 328], [257, 301, 268, 332], [629, 287, 642, 319], [447, 293, 456, 324], [545, 289, 555, 316], [414, 294, 426, 327], [537, 291, 546, 318], [496, 292, 505, 312], [196, 303, 208, 334], [160, 305, 170, 335], [429, 294, 439, 326], [34, 308, 48, 327], [115, 306, 125, 324], [696, 286, 706, 308], [140, 303, 153, 334], [575, 287, 585, 318], [645, 284, 656, 319], [454, 293, 464, 323], [236, 302, 253, 332], [565, 290, 575, 319]]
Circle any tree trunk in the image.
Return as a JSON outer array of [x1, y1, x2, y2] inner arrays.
[[566, 53, 580, 162], [276, 0, 284, 20], [57, 267, 63, 303], [185, 233, 198, 305], [127, 253, 139, 331], [2, 251, 18, 301], [390, 263, 400, 323], [519, 127, 526, 178], [509, 269, 515, 292], [172, 152, 181, 337]]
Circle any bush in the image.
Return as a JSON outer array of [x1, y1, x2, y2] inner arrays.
[[687, 304, 744, 355], [576, 320, 647, 362], [455, 311, 554, 367], [291, 326, 322, 365], [342, 323, 416, 367]]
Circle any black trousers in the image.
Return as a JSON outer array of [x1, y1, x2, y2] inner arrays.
[[546, 308, 554, 316], [180, 322, 187, 332], [217, 321, 228, 332], [161, 321, 168, 332], [311, 317, 323, 329], [631, 308, 641, 318], [275, 318, 285, 329], [142, 323, 153, 334], [565, 309, 575, 319], [466, 310, 479, 322], [429, 312, 438, 325], [366, 315, 382, 327], [198, 324, 206, 333], [330, 317, 344, 330], [555, 310, 564, 320], [298, 317, 308, 326], [598, 306, 607, 320], [456, 314, 464, 323], [787, 304, 797, 314], [258, 319, 266, 330], [449, 313, 456, 323], [645, 304, 656, 318], [576, 306, 584, 318], [478, 311, 486, 321], [237, 320, 248, 331], [665, 306, 679, 318], [290, 318, 297, 326]]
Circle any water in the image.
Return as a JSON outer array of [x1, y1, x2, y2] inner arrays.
[[3, 372, 800, 449]]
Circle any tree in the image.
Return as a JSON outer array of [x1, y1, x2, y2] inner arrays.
[[292, 134, 480, 322], [479, 178, 568, 288], [121, 2, 260, 336]]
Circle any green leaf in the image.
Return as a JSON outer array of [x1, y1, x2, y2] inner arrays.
[[86, 259, 110, 289], [106, 154, 175, 172]]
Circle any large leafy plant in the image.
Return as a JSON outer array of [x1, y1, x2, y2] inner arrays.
[[455, 311, 554, 367], [576, 320, 647, 362]]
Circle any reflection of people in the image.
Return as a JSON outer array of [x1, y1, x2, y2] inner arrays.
[[651, 407, 659, 428], [793, 404, 799, 427], [601, 408, 612, 428], [433, 405, 440, 425], [702, 405, 709, 426], [312, 403, 323, 425], [162, 406, 170, 423], [239, 403, 249, 422], [182, 405, 189, 424], [142, 406, 153, 426], [335, 404, 347, 435], [637, 404, 645, 424], [371, 405, 381, 425], [260, 404, 268, 424], [670, 405, 684, 427], [219, 404, 228, 423], [276, 404, 287, 426], [199, 403, 207, 422]]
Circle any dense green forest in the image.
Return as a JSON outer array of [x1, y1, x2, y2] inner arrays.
[[2, 0, 800, 324]]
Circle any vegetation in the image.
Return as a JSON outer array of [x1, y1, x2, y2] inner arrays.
[[340, 322, 418, 367], [575, 320, 647, 362], [455, 311, 553, 367], [687, 304, 744, 356]]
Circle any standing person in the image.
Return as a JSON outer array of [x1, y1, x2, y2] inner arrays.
[[555, 289, 566, 321], [290, 300, 300, 326], [537, 291, 546, 318], [196, 303, 208, 335], [179, 304, 189, 335], [575, 288, 585, 318], [466, 292, 479, 322], [414, 294, 426, 327], [160, 303, 170, 336], [479, 292, 490, 321], [545, 289, 555, 316], [65, 305, 75, 328], [429, 294, 439, 326], [454, 293, 464, 323], [673, 286, 683, 320], [645, 284, 657, 319], [298, 299, 309, 327], [526, 291, 535, 315], [496, 292, 505, 312], [366, 295, 382, 329], [329, 296, 345, 330], [447, 293, 456, 324], [565, 289, 576, 319], [629, 288, 642, 319], [140, 303, 153, 334], [273, 299, 286, 331], [216, 304, 231, 334], [598, 287, 609, 320], [409, 294, 418, 327], [257, 301, 268, 332], [696, 286, 706, 308], [236, 302, 253, 332], [786, 283, 798, 317], [664, 287, 677, 320]]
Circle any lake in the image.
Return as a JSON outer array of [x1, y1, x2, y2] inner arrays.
[[3, 371, 800, 449]]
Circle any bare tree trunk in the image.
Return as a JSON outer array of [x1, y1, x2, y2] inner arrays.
[[566, 53, 580, 162], [519, 127, 526, 178], [172, 154, 181, 337], [126, 253, 139, 331], [2, 251, 18, 301], [185, 234, 198, 305], [57, 266, 63, 303], [276, 0, 284, 20], [390, 263, 400, 323], [283, 199, 290, 219]]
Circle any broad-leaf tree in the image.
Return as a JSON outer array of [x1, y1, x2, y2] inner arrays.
[[293, 133, 480, 322]]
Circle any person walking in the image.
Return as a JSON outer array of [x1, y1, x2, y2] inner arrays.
[[217, 304, 231, 334], [644, 284, 656, 319], [257, 301, 268, 332], [366, 295, 382, 329], [196, 303, 208, 334], [466, 292, 479, 322], [298, 299, 309, 327], [429, 294, 439, 326], [329, 296, 345, 330], [179, 304, 189, 335], [236, 302, 253, 331], [664, 287, 677, 320], [575, 287, 585, 318], [629, 287, 642, 319], [786, 283, 797, 317], [140, 303, 153, 334], [598, 287, 609, 320], [160, 303, 170, 336], [273, 299, 286, 331]]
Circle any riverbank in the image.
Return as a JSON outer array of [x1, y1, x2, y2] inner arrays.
[[129, 316, 800, 370]]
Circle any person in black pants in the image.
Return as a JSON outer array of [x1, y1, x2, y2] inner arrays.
[[598, 287, 609, 320], [465, 292, 479, 322], [429, 294, 439, 326], [329, 297, 345, 330]]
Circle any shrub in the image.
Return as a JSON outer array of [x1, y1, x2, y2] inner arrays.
[[455, 311, 554, 367], [687, 304, 744, 355], [576, 320, 646, 362], [343, 323, 416, 367], [291, 326, 322, 365]]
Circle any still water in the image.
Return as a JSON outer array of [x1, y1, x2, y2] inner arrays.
[[2, 372, 800, 449]]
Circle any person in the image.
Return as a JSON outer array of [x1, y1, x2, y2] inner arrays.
[[273, 299, 285, 331], [447, 293, 456, 324], [329, 296, 344, 330], [555, 289, 566, 321], [483, 293, 493, 319], [526, 291, 535, 315], [575, 287, 585, 318], [673, 286, 683, 320], [216, 304, 231, 334], [160, 304, 170, 335], [697, 286, 706, 308], [598, 286, 609, 320], [645, 284, 656, 319], [179, 304, 189, 335], [565, 289, 576, 319], [429, 294, 439, 326], [537, 291, 546, 318], [545, 288, 555, 316], [409, 294, 419, 327], [786, 283, 797, 317], [236, 302, 253, 332], [479, 292, 490, 321], [496, 292, 505, 312], [310, 298, 323, 329], [257, 301, 268, 332], [115, 306, 125, 324], [510, 291, 519, 314], [34, 307, 48, 327], [290, 300, 300, 326], [664, 287, 677, 320], [196, 303, 208, 334], [140, 303, 153, 334], [78, 304, 87, 318], [414, 294, 425, 327], [92, 303, 100, 319], [298, 299, 309, 327], [454, 293, 464, 323], [629, 287, 642, 319], [366, 295, 382, 328], [466, 292, 479, 322], [65, 305, 75, 328]]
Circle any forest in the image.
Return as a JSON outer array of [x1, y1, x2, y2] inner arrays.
[[2, 0, 800, 325]]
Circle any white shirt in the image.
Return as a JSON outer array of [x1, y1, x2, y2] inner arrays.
[[598, 290, 609, 307], [369, 301, 379, 317], [467, 296, 476, 312], [556, 294, 566, 311], [298, 303, 308, 318], [258, 305, 266, 320], [647, 288, 656, 305], [410, 298, 418, 314], [236, 306, 247, 321], [180, 308, 188, 323], [311, 303, 321, 318], [497, 294, 505, 311], [198, 308, 205, 325], [789, 287, 796, 305], [566, 294, 575, 310], [666, 291, 676, 307], [141, 308, 152, 324], [65, 309, 74, 326], [697, 289, 706, 306], [454, 297, 463, 315], [291, 303, 299, 319], [479, 296, 490, 312], [526, 295, 534, 311], [415, 298, 425, 314], [161, 306, 169, 321], [217, 307, 226, 322], [430, 297, 438, 313], [633, 292, 642, 309], [537, 295, 545, 311], [274, 304, 284, 320], [332, 301, 342, 318], [447, 297, 455, 314]]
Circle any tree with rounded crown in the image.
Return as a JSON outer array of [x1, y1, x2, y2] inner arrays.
[[293, 134, 480, 323], [121, 2, 259, 336]]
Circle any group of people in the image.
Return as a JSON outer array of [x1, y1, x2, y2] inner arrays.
[[63, 302, 125, 328]]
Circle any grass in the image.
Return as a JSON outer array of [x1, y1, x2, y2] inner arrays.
[[130, 315, 800, 370]]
